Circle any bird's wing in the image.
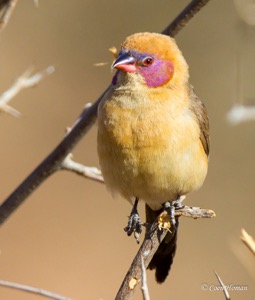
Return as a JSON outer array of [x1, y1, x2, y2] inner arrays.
[[189, 85, 210, 156]]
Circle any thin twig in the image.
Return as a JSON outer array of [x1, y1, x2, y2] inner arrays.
[[140, 256, 150, 300], [240, 228, 255, 255], [174, 205, 216, 218], [0, 0, 17, 31], [115, 206, 215, 300], [61, 153, 104, 183], [0, 0, 211, 225], [0, 66, 54, 117], [0, 280, 71, 300], [214, 272, 231, 300]]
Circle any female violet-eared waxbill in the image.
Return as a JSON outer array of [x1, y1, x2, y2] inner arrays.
[[97, 32, 209, 283]]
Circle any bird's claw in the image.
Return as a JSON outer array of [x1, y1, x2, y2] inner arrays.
[[124, 211, 142, 242], [124, 198, 142, 243], [163, 197, 184, 230]]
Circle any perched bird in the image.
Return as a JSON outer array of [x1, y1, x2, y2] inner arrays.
[[97, 32, 209, 283]]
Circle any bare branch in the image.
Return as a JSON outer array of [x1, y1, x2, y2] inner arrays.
[[140, 255, 150, 300], [0, 66, 54, 117], [0, 0, 212, 225], [0, 0, 17, 31], [67, 102, 92, 133], [227, 104, 255, 125], [162, 0, 211, 37], [61, 153, 104, 184], [214, 272, 231, 300], [115, 205, 215, 300], [0, 280, 71, 300], [240, 228, 255, 256], [174, 205, 215, 218], [0, 89, 106, 225]]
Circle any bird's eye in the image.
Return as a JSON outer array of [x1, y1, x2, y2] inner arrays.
[[142, 57, 154, 67]]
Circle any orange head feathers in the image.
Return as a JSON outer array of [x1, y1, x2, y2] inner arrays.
[[112, 32, 189, 88]]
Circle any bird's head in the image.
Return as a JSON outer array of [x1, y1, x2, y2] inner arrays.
[[112, 32, 189, 89]]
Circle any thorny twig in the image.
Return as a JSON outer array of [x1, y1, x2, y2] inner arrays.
[[0, 66, 54, 117]]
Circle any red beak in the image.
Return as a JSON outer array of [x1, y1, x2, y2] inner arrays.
[[112, 51, 137, 73]]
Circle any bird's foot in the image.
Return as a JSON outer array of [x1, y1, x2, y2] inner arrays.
[[171, 195, 186, 209], [163, 202, 176, 229], [163, 196, 185, 230], [124, 197, 142, 243]]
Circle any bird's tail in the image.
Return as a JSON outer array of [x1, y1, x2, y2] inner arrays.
[[145, 204, 179, 283]]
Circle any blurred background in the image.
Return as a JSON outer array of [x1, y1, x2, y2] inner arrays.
[[0, 0, 254, 299]]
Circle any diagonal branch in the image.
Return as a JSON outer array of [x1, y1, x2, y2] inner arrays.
[[162, 0, 211, 37], [0, 280, 71, 300], [0, 0, 211, 225], [0, 88, 107, 225], [115, 206, 215, 300]]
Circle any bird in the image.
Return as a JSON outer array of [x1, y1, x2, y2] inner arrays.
[[97, 32, 209, 283]]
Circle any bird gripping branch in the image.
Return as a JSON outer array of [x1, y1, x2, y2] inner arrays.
[[97, 32, 209, 283]]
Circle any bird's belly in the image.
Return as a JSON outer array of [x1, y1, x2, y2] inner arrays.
[[97, 106, 208, 210]]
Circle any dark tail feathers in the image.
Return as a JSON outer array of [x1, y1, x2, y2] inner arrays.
[[146, 204, 179, 283]]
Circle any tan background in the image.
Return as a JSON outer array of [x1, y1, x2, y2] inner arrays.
[[0, 0, 254, 299]]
